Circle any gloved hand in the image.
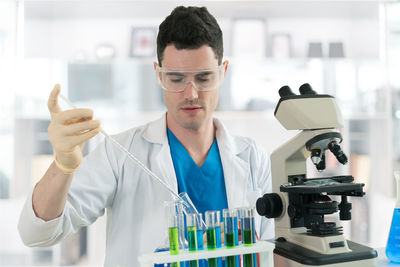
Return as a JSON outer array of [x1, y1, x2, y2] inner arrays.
[[47, 84, 101, 174]]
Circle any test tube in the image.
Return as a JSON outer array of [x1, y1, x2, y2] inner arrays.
[[195, 213, 206, 267], [195, 213, 204, 250], [251, 209, 258, 267], [242, 207, 254, 267], [186, 213, 199, 267], [205, 211, 218, 267], [165, 201, 182, 267], [215, 210, 222, 249], [223, 209, 237, 267]]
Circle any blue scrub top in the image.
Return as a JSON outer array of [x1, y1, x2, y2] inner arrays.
[[167, 128, 228, 217]]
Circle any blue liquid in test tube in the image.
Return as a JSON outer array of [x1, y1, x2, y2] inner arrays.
[[234, 217, 240, 267], [215, 211, 222, 267], [251, 216, 257, 267]]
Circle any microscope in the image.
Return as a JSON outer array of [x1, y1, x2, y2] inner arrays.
[[256, 84, 377, 266]]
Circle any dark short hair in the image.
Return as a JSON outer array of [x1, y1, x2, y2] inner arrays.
[[157, 6, 223, 66]]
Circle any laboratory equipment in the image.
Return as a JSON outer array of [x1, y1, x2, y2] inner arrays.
[[255, 84, 377, 266], [223, 209, 237, 267], [195, 213, 204, 251], [194, 213, 206, 267], [58, 93, 206, 230], [242, 208, 254, 267], [215, 210, 222, 249], [386, 171, 400, 262], [165, 200, 185, 267], [187, 213, 199, 267], [138, 240, 274, 267], [205, 211, 218, 267]]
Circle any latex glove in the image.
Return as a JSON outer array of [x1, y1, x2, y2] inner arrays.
[[47, 84, 101, 174]]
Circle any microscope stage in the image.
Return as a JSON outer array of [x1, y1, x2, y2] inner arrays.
[[280, 176, 364, 196]]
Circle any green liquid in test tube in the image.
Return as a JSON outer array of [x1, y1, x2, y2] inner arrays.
[[243, 208, 254, 267], [169, 226, 179, 267], [206, 211, 218, 267], [165, 200, 183, 267], [169, 227, 179, 254], [186, 214, 199, 267], [206, 228, 217, 250], [223, 209, 237, 267], [225, 232, 235, 248]]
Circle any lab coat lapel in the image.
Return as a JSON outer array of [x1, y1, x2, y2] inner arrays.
[[214, 118, 250, 209], [142, 114, 178, 197]]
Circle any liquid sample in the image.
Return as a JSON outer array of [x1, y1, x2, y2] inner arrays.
[[187, 226, 199, 267], [226, 255, 236, 267], [225, 232, 235, 248], [242, 217, 253, 267], [207, 228, 217, 267], [207, 228, 216, 250], [169, 227, 179, 254], [243, 229, 253, 246], [225, 232, 236, 267], [197, 230, 204, 250], [251, 217, 257, 267], [387, 208, 400, 263], [187, 226, 198, 252], [215, 225, 222, 248], [244, 253, 254, 267], [169, 227, 180, 267]]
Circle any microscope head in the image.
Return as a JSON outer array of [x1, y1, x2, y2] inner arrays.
[[275, 83, 344, 130]]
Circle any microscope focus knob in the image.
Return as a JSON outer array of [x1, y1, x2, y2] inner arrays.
[[256, 193, 283, 218]]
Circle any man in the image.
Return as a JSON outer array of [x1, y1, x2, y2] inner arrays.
[[18, 6, 273, 266]]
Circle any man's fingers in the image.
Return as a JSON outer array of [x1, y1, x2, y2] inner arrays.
[[55, 108, 94, 124], [64, 120, 101, 136], [68, 127, 101, 147], [48, 84, 62, 115]]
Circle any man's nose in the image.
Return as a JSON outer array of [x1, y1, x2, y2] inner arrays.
[[183, 81, 199, 100]]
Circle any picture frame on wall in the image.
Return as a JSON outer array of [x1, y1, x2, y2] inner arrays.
[[130, 27, 157, 57]]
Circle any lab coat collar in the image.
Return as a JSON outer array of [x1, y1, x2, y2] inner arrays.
[[142, 113, 250, 155], [142, 113, 168, 145]]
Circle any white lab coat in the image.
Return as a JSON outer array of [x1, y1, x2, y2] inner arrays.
[[18, 114, 274, 267]]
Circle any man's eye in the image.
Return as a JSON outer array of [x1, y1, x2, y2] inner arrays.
[[196, 78, 209, 83], [170, 77, 183, 83]]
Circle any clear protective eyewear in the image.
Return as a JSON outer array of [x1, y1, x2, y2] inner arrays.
[[156, 65, 225, 92]]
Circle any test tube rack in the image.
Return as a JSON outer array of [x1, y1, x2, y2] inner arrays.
[[138, 240, 274, 267]]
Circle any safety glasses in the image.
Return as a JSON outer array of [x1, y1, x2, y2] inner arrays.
[[156, 65, 225, 92]]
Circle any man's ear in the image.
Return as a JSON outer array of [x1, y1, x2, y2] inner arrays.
[[153, 62, 158, 70], [223, 60, 229, 76]]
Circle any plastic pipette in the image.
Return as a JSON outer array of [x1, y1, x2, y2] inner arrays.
[[59, 94, 207, 229]]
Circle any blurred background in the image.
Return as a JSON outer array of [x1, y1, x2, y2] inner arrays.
[[1, 0, 400, 265]]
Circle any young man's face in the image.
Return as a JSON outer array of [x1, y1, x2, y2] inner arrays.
[[156, 44, 227, 131]]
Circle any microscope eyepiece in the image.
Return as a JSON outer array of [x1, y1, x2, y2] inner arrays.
[[279, 85, 296, 97], [299, 83, 317, 95]]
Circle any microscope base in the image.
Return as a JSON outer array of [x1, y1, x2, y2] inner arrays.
[[273, 239, 377, 267]]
